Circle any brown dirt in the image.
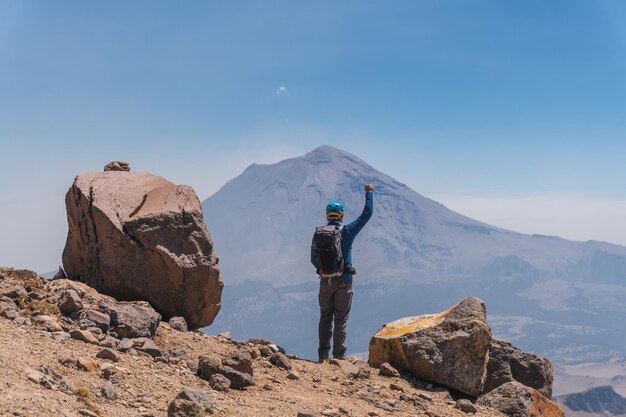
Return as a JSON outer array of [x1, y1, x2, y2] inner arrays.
[[0, 269, 507, 417]]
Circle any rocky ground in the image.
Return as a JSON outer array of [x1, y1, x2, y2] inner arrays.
[[0, 268, 507, 417]]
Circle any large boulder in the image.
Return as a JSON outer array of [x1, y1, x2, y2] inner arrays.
[[368, 297, 491, 396], [62, 171, 223, 329], [477, 381, 564, 417], [483, 339, 553, 398]]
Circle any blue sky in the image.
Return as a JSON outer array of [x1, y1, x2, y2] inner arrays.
[[2, 1, 626, 271]]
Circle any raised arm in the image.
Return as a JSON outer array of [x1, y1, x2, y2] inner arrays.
[[344, 184, 374, 237]]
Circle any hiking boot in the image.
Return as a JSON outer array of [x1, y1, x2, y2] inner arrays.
[[318, 353, 329, 363]]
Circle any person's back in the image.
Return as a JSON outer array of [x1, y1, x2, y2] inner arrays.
[[311, 184, 374, 362]]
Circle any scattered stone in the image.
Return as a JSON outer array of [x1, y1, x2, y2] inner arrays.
[[0, 281, 27, 299], [62, 171, 223, 329], [221, 365, 255, 389], [400, 394, 429, 410], [297, 413, 316, 417], [322, 409, 341, 416], [131, 337, 162, 358], [197, 355, 254, 389], [483, 338, 554, 398], [218, 331, 232, 339], [69, 329, 99, 345], [84, 309, 110, 332], [96, 348, 121, 362], [477, 381, 564, 417], [390, 383, 404, 392], [330, 358, 360, 378], [287, 370, 301, 380], [99, 301, 161, 339], [209, 374, 231, 392], [57, 289, 83, 315], [249, 347, 260, 359], [53, 331, 71, 342], [369, 297, 492, 396], [269, 352, 292, 370], [99, 335, 120, 349], [76, 357, 99, 372], [78, 410, 98, 417], [100, 381, 118, 400], [14, 316, 31, 326], [168, 316, 188, 332], [263, 383, 273, 390], [379, 362, 400, 378], [259, 345, 273, 357], [456, 399, 478, 414], [222, 350, 253, 376], [32, 315, 63, 332], [9, 269, 38, 279], [104, 161, 130, 172], [118, 338, 134, 352], [167, 387, 213, 417], [0, 296, 18, 320]]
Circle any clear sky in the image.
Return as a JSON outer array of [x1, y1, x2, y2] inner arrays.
[[2, 1, 626, 272]]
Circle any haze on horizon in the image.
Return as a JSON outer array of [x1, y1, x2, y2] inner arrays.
[[1, 1, 626, 272]]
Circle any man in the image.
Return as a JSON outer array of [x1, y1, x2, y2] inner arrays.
[[311, 184, 374, 362]]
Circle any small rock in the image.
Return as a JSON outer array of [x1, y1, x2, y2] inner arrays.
[[259, 345, 273, 357], [58, 289, 83, 315], [269, 352, 292, 370], [167, 387, 213, 417], [69, 329, 99, 345], [96, 348, 121, 362], [222, 350, 253, 376], [84, 309, 110, 332], [0, 282, 27, 299], [0, 296, 18, 320], [118, 338, 134, 351], [379, 362, 400, 378], [455, 399, 477, 414], [100, 381, 117, 400], [329, 358, 361, 378], [99, 335, 120, 349], [168, 316, 188, 332], [248, 347, 260, 359], [76, 357, 98, 372], [313, 376, 322, 383], [287, 370, 301, 380], [218, 331, 232, 339], [14, 316, 31, 326], [78, 409, 98, 417], [132, 337, 162, 358], [390, 383, 404, 392], [104, 161, 130, 172], [322, 409, 341, 417], [52, 331, 71, 342], [209, 374, 230, 392], [297, 413, 315, 417], [263, 383, 273, 390]]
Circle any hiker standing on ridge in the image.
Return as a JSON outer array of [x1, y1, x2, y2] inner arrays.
[[311, 184, 374, 362]]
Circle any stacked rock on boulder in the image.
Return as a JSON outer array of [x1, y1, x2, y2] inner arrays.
[[62, 169, 223, 329], [368, 296, 491, 396], [483, 339, 553, 398], [477, 382, 564, 417]]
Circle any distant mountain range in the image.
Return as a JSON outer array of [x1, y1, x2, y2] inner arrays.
[[201, 146, 626, 363], [556, 386, 626, 417]]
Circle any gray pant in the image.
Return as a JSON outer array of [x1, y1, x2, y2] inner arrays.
[[318, 279, 353, 360]]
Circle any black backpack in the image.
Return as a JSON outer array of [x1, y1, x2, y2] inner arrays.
[[312, 225, 344, 279]]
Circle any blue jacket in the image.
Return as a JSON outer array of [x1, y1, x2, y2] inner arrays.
[[311, 191, 374, 282]]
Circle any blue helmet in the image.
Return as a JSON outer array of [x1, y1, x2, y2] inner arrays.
[[326, 201, 344, 218]]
